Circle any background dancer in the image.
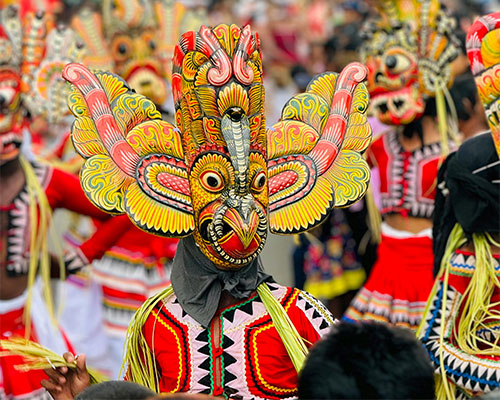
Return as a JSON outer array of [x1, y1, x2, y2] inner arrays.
[[344, 0, 460, 330]]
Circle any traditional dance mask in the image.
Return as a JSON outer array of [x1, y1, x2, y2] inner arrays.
[[467, 12, 500, 158], [64, 24, 371, 269], [362, 0, 459, 126], [102, 0, 171, 105], [0, 6, 85, 162], [0, 7, 23, 161]]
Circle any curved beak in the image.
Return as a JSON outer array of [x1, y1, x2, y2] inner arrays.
[[223, 207, 260, 250]]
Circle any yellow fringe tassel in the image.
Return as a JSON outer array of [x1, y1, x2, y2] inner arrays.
[[0, 338, 107, 384], [418, 224, 500, 400], [20, 157, 65, 338], [365, 184, 381, 244], [256, 283, 309, 372], [121, 285, 174, 392], [435, 81, 450, 157], [455, 232, 500, 356]]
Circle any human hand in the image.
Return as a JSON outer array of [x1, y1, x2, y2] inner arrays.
[[41, 352, 90, 400]]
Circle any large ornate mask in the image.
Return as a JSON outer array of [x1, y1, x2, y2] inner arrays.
[[21, 12, 86, 125], [467, 12, 500, 158], [0, 6, 85, 162], [0, 7, 22, 161], [102, 0, 170, 105], [171, 25, 267, 267], [362, 0, 459, 126], [64, 24, 371, 269]]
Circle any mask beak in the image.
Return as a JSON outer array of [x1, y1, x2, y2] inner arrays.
[[223, 207, 260, 250]]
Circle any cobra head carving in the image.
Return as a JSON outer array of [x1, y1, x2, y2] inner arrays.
[[362, 0, 459, 125], [172, 24, 267, 268]]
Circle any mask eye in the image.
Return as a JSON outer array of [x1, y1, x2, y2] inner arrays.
[[385, 53, 412, 74], [252, 171, 266, 192], [200, 170, 225, 192], [112, 37, 132, 61]]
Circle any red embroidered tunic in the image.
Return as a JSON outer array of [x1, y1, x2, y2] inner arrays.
[[3, 160, 113, 276], [367, 130, 445, 219], [139, 283, 334, 399]]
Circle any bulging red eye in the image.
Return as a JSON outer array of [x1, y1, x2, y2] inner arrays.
[[200, 170, 225, 192], [252, 171, 266, 192], [385, 53, 412, 74]]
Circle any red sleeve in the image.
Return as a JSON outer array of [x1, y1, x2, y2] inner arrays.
[[365, 133, 384, 169], [45, 167, 109, 220], [288, 289, 335, 347], [78, 215, 134, 262]]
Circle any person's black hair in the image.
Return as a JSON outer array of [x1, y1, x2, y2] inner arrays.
[[75, 380, 155, 400], [401, 92, 455, 145], [323, 36, 338, 64], [290, 64, 312, 92], [449, 73, 479, 122], [298, 322, 435, 399]]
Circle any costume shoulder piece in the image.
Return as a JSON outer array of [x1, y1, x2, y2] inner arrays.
[[467, 12, 500, 158], [64, 24, 371, 269]]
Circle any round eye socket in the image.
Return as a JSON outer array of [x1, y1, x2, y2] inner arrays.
[[252, 171, 266, 192], [112, 37, 132, 61], [385, 53, 412, 74], [200, 170, 225, 192]]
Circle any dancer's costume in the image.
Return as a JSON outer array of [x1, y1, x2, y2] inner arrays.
[[63, 23, 372, 398], [344, 0, 459, 330], [419, 13, 500, 399], [0, 7, 124, 398]]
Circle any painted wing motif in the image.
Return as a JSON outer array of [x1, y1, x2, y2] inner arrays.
[[467, 12, 500, 158], [63, 63, 194, 237], [267, 62, 371, 234]]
